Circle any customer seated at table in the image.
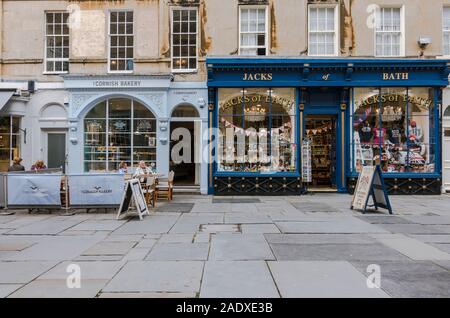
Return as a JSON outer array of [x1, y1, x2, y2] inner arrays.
[[8, 157, 25, 172], [31, 160, 47, 171], [149, 162, 156, 173], [133, 161, 151, 179], [118, 161, 128, 174]]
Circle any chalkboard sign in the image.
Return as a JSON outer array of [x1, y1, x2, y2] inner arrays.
[[351, 165, 392, 214], [117, 179, 150, 220]]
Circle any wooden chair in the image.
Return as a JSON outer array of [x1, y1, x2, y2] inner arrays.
[[156, 171, 174, 201], [142, 175, 156, 207]]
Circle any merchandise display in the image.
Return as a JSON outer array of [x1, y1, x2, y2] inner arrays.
[[352, 87, 434, 174]]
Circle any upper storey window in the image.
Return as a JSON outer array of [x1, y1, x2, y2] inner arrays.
[[45, 12, 69, 74], [239, 6, 268, 56], [375, 7, 404, 57], [308, 5, 338, 56], [109, 11, 134, 73], [171, 7, 198, 72]]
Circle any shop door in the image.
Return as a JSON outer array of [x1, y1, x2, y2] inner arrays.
[[305, 115, 337, 190], [170, 121, 197, 185], [47, 133, 67, 172]]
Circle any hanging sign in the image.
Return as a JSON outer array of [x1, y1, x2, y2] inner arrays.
[[301, 139, 312, 183], [117, 179, 150, 221], [351, 165, 393, 214]]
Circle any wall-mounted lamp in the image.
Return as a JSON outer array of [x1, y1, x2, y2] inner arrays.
[[13, 126, 27, 144], [198, 98, 206, 109]]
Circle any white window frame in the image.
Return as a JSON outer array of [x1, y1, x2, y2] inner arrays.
[[108, 10, 134, 74], [443, 7, 450, 57], [374, 6, 405, 57], [238, 5, 269, 56], [170, 6, 199, 73], [44, 11, 70, 74], [308, 4, 339, 57]]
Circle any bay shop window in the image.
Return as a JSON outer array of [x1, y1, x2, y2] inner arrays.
[[351, 87, 436, 174], [217, 88, 297, 173], [84, 98, 156, 172]]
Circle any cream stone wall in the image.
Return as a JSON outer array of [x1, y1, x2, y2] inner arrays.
[[1, 0, 450, 81]]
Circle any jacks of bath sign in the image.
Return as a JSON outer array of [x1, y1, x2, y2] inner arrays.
[[351, 165, 393, 214]]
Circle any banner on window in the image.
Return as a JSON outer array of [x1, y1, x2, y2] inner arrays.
[[68, 174, 125, 207], [7, 174, 62, 206]]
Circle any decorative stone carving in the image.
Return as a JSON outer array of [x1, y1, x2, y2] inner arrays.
[[70, 93, 97, 117], [137, 93, 165, 113]]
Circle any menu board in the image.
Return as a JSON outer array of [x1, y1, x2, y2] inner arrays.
[[301, 139, 312, 183], [117, 179, 150, 221], [351, 166, 375, 210]]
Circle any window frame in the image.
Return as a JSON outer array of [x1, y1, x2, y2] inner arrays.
[[170, 6, 199, 73], [374, 6, 405, 57], [307, 4, 339, 57], [443, 7, 450, 57], [238, 5, 269, 56], [44, 11, 70, 75], [108, 10, 135, 74]]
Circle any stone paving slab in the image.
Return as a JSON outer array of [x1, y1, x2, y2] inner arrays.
[[371, 234, 450, 260], [82, 241, 136, 256], [123, 248, 152, 261], [3, 234, 107, 261], [224, 213, 272, 224], [9, 279, 108, 298], [265, 234, 377, 245], [0, 261, 58, 284], [146, 243, 209, 261], [400, 215, 450, 225], [200, 261, 279, 298], [275, 219, 388, 234], [155, 203, 194, 213], [113, 215, 179, 235], [69, 220, 126, 231], [377, 224, 450, 234], [270, 242, 408, 261], [350, 260, 450, 298], [355, 215, 413, 224], [169, 215, 223, 234], [241, 224, 281, 234], [191, 203, 231, 213], [103, 261, 203, 293], [38, 261, 124, 280], [409, 234, 450, 243], [158, 234, 194, 243], [7, 219, 83, 235], [430, 243, 450, 254], [209, 234, 275, 261], [268, 261, 389, 298]]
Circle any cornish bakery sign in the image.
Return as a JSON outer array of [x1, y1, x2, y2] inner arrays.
[[92, 80, 142, 87]]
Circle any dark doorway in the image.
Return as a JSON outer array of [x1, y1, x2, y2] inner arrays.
[[47, 133, 66, 172], [305, 115, 337, 190], [170, 121, 196, 185]]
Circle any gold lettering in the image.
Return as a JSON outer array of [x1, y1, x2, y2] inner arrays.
[[242, 73, 273, 81]]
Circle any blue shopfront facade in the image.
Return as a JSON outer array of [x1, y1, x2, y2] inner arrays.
[[206, 57, 450, 195]]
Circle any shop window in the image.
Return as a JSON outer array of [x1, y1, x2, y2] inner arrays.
[[109, 11, 134, 72], [45, 12, 69, 74], [239, 6, 268, 56], [171, 8, 198, 72], [351, 87, 435, 174], [444, 7, 450, 56], [308, 6, 338, 56], [217, 88, 296, 173], [375, 7, 403, 57], [84, 98, 156, 172], [0, 117, 21, 172]]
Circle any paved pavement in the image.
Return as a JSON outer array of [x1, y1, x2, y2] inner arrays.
[[1, 193, 450, 298]]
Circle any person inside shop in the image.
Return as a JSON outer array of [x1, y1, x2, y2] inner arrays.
[[118, 161, 128, 174], [31, 160, 47, 171], [8, 157, 25, 172]]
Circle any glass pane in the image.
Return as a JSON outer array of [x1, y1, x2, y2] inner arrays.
[[134, 101, 155, 118], [86, 101, 106, 118], [108, 99, 131, 118]]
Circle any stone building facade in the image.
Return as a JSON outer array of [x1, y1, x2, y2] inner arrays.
[[0, 0, 449, 194]]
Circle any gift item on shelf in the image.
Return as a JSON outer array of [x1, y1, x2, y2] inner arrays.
[[373, 127, 387, 144]]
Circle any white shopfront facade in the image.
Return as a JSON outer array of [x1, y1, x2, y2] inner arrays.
[[64, 75, 209, 194]]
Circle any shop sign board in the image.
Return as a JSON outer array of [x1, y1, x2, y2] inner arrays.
[[7, 174, 62, 207], [69, 174, 125, 207], [117, 179, 150, 221], [351, 165, 392, 214]]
